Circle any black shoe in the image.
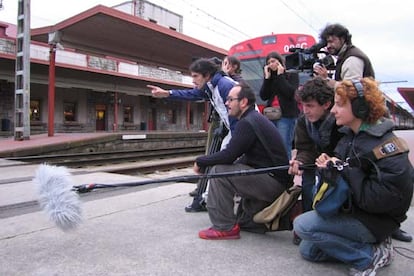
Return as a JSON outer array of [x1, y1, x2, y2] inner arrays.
[[292, 232, 302, 245], [188, 188, 199, 197], [391, 228, 412, 242], [184, 199, 207, 213]]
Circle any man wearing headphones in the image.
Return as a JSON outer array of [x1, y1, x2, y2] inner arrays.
[[312, 23, 412, 242]]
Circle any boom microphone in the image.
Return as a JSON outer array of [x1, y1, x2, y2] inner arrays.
[[34, 164, 82, 231], [34, 163, 315, 231]]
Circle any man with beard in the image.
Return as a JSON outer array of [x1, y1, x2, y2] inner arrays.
[[195, 84, 290, 239], [313, 23, 374, 87]]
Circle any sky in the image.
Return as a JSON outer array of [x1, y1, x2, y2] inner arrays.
[[1, 0, 413, 112]]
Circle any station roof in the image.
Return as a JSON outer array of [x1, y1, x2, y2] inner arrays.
[[30, 5, 227, 74], [397, 87, 414, 112], [24, 5, 414, 114]]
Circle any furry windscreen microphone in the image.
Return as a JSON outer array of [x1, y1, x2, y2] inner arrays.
[[34, 164, 82, 231]]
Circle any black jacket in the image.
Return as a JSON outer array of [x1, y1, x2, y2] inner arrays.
[[259, 72, 300, 118], [334, 118, 413, 242], [295, 113, 343, 164], [196, 107, 290, 185]]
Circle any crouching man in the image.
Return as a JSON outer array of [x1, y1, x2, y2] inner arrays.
[[194, 84, 291, 240]]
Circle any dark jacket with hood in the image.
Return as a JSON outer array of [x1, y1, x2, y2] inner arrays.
[[333, 118, 413, 242]]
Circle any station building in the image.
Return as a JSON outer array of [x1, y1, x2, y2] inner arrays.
[[0, 1, 227, 136]]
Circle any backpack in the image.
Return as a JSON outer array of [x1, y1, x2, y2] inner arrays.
[[253, 185, 302, 231]]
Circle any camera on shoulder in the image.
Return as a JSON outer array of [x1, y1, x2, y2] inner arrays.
[[285, 41, 335, 72]]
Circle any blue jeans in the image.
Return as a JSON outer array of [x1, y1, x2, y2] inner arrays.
[[293, 211, 376, 270], [275, 117, 296, 160], [301, 169, 316, 212]]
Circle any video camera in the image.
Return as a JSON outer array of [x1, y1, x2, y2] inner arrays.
[[285, 41, 335, 71]]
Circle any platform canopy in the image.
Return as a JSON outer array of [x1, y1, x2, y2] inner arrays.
[[30, 5, 227, 74], [397, 87, 414, 113]]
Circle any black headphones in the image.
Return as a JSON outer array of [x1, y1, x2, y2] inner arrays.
[[351, 79, 370, 119]]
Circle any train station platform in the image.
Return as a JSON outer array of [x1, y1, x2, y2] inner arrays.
[[0, 131, 413, 275], [0, 132, 123, 157], [0, 131, 207, 157]]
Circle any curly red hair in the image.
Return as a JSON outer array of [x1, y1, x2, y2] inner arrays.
[[335, 77, 387, 123]]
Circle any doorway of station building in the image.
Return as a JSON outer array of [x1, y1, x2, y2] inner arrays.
[[147, 108, 156, 130], [96, 104, 106, 131]]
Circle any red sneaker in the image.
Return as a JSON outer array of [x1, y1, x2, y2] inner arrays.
[[199, 224, 240, 240]]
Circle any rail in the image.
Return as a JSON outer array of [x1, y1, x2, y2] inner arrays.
[[6, 146, 205, 169]]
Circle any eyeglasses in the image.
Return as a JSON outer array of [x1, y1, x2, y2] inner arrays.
[[226, 97, 241, 102]]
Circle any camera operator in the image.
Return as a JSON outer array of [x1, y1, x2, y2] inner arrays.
[[313, 23, 374, 88]]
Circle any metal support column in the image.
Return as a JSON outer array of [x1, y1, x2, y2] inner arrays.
[[47, 31, 61, 137], [113, 92, 118, 132], [47, 44, 56, 136], [14, 0, 31, 140]]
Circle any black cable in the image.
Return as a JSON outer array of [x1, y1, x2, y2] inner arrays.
[[73, 163, 315, 193], [394, 246, 414, 260]]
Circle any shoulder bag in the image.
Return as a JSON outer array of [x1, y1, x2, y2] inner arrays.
[[245, 115, 301, 231], [312, 136, 409, 218], [263, 96, 282, 121]]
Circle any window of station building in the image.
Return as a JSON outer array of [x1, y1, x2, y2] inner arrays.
[[63, 102, 77, 122], [189, 110, 194, 124], [168, 109, 177, 124], [30, 100, 41, 121], [123, 106, 133, 123]]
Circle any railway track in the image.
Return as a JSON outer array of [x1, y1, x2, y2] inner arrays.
[[1, 145, 205, 219], [6, 145, 205, 171]]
